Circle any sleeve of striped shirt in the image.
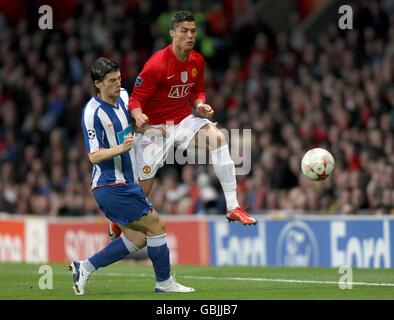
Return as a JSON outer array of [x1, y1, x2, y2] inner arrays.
[[81, 106, 104, 153]]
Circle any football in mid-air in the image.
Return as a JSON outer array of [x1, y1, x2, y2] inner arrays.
[[301, 148, 335, 181]]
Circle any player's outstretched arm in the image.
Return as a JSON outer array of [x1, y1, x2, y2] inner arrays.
[[88, 134, 133, 164]]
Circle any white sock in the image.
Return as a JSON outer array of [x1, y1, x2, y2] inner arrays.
[[210, 144, 239, 211], [121, 233, 140, 253], [82, 259, 96, 273]]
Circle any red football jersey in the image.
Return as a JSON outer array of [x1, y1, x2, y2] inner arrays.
[[129, 44, 206, 125]]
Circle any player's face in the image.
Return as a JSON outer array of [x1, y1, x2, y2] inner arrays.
[[171, 21, 197, 52], [96, 70, 121, 98]]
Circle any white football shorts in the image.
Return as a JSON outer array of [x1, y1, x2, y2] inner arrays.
[[134, 114, 212, 180]]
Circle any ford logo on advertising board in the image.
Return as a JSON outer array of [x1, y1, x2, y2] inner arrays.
[[276, 221, 319, 266]]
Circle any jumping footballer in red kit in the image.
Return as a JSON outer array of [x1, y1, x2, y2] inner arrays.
[[109, 11, 256, 240]]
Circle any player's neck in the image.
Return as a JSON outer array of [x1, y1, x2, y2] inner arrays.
[[172, 45, 190, 62], [98, 93, 116, 106]]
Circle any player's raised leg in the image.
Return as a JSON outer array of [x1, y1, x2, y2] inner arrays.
[[194, 123, 257, 225]]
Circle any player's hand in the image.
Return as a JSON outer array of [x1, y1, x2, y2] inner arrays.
[[146, 125, 167, 137], [134, 113, 149, 127], [196, 103, 214, 118], [122, 134, 134, 152]]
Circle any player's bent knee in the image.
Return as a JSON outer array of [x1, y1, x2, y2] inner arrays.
[[215, 131, 226, 147], [125, 232, 146, 249], [145, 209, 166, 236], [134, 233, 147, 248], [200, 124, 225, 150], [157, 218, 166, 234], [209, 130, 226, 150], [151, 213, 166, 234], [119, 224, 147, 247], [147, 209, 160, 223], [146, 224, 166, 237], [148, 221, 165, 237]]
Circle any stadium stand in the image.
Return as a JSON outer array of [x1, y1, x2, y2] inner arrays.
[[0, 0, 394, 218]]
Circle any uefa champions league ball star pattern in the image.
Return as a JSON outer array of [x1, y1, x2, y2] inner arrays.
[[301, 148, 335, 181]]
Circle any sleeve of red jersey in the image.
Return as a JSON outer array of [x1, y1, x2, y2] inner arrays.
[[129, 60, 161, 112], [190, 56, 206, 105]]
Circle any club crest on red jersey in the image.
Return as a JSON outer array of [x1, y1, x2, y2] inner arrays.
[[181, 71, 188, 83]]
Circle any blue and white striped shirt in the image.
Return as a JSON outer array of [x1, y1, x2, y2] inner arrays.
[[81, 88, 137, 189]]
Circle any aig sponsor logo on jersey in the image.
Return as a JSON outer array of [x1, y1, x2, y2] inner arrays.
[[168, 83, 195, 98]]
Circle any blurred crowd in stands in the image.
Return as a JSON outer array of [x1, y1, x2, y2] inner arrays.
[[1, 0, 394, 217]]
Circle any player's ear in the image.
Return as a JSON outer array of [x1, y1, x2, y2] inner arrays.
[[169, 28, 175, 38], [94, 80, 102, 91]]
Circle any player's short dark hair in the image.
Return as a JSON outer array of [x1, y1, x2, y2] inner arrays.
[[170, 11, 195, 30], [90, 57, 119, 82]]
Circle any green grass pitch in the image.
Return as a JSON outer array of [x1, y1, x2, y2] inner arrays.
[[0, 262, 393, 300]]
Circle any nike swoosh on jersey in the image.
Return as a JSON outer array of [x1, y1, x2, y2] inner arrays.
[[167, 74, 175, 79]]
